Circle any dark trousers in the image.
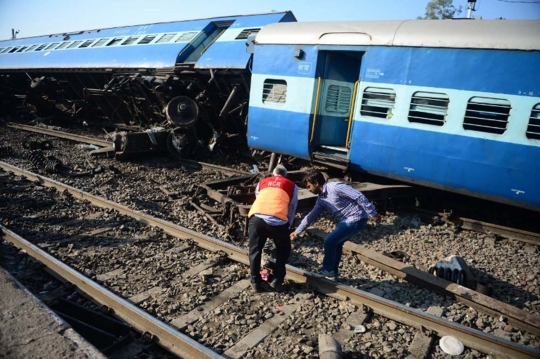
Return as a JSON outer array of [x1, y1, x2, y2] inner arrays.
[[248, 216, 291, 285]]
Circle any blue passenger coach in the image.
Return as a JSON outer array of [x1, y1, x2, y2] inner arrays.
[[247, 20, 540, 212], [0, 12, 296, 155]]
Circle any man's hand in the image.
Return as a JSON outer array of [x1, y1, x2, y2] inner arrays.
[[290, 231, 300, 241], [370, 214, 381, 223]]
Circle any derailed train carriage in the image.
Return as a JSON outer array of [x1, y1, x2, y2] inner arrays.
[[0, 11, 296, 156], [247, 20, 540, 212]]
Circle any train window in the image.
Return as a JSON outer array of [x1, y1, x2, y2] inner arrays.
[[91, 38, 109, 47], [67, 41, 83, 49], [9, 47, 20, 53], [235, 28, 260, 40], [463, 97, 511, 135], [526, 104, 540, 140], [79, 40, 95, 48], [34, 44, 48, 51], [325, 85, 352, 114], [176, 31, 198, 42], [360, 87, 396, 119], [55, 42, 70, 50], [156, 33, 177, 43], [44, 43, 60, 50], [121, 36, 140, 45], [106, 37, 125, 46], [262, 79, 287, 104], [16, 46, 27, 52], [408, 91, 449, 126], [25, 45, 39, 52], [139, 35, 157, 44], [0, 47, 11, 54]]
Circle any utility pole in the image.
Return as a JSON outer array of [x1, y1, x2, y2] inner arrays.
[[466, 0, 477, 19], [11, 29, 20, 39]]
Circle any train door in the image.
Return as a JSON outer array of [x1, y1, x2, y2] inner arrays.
[[310, 51, 363, 168]]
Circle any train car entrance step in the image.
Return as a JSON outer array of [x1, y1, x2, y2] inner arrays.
[[313, 151, 350, 170]]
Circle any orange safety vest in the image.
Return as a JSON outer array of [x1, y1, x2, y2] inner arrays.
[[248, 176, 295, 221]]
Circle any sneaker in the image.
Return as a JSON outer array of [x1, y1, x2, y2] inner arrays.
[[311, 269, 336, 279], [269, 279, 285, 292]]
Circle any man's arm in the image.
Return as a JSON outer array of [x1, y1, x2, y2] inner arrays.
[[290, 200, 323, 240]]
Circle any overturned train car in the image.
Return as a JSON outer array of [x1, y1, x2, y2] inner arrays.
[[0, 12, 296, 156]]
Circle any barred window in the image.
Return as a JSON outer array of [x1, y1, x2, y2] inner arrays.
[[67, 41, 83, 49], [235, 28, 260, 40], [175, 31, 198, 42], [106, 37, 125, 46], [463, 97, 511, 135], [156, 33, 177, 43], [55, 42, 70, 50], [139, 35, 157, 44], [526, 103, 540, 140], [408, 91, 449, 126], [360, 87, 396, 119], [121, 36, 140, 45], [44, 43, 59, 50], [262, 79, 287, 104], [325, 85, 351, 114], [91, 38, 109, 47], [79, 40, 95, 48]]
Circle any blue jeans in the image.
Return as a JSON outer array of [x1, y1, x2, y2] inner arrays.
[[321, 218, 368, 274]]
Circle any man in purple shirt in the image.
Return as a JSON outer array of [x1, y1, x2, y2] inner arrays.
[[290, 170, 381, 280]]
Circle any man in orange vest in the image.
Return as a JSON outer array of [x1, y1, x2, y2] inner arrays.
[[248, 164, 298, 292]]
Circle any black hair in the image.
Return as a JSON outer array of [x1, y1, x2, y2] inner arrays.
[[303, 170, 325, 186]]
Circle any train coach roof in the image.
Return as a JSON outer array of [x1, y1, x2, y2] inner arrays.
[[0, 11, 296, 70], [255, 20, 540, 50]]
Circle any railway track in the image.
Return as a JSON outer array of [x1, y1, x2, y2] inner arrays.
[[1, 162, 539, 358], [6, 121, 538, 243], [404, 206, 540, 246]]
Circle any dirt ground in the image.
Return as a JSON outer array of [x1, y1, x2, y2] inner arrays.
[[0, 267, 105, 359]]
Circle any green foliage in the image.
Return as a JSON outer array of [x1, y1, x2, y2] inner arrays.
[[418, 0, 463, 19]]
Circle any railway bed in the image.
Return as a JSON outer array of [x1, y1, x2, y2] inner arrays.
[[1, 163, 539, 358]]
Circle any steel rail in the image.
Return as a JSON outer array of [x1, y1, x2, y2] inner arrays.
[[1, 161, 539, 359], [0, 226, 223, 359], [457, 217, 540, 246], [176, 158, 250, 177], [341, 242, 540, 337], [404, 206, 540, 246], [282, 269, 540, 359], [8, 122, 113, 148]]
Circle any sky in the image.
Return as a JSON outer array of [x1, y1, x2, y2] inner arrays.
[[0, 0, 539, 41]]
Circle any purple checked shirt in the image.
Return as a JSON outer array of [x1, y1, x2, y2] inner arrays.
[[295, 182, 377, 233]]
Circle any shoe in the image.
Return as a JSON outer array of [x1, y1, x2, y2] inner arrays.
[[251, 282, 263, 292], [311, 269, 336, 279], [251, 281, 272, 293], [269, 279, 285, 292]]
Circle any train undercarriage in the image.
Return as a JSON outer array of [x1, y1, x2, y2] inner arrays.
[[0, 64, 251, 158]]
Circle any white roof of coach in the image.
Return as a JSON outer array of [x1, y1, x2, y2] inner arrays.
[[256, 20, 540, 50]]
